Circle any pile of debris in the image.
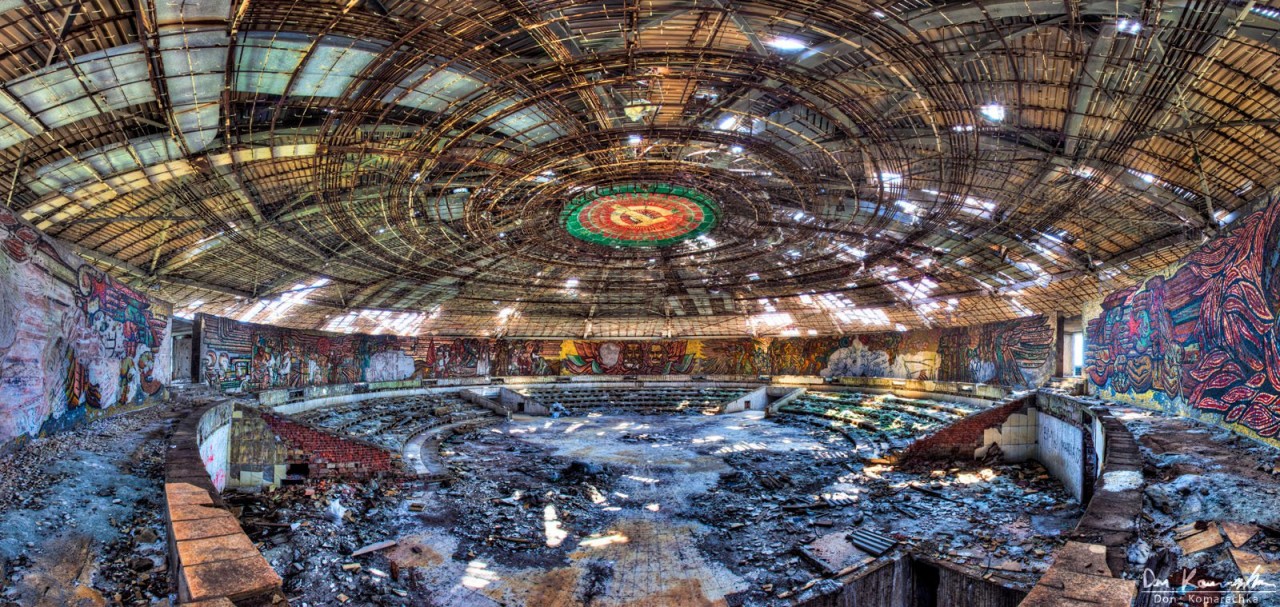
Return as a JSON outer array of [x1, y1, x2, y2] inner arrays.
[[690, 449, 1078, 603], [231, 406, 1085, 606], [0, 401, 189, 606], [225, 481, 425, 606], [1118, 406, 1280, 605]]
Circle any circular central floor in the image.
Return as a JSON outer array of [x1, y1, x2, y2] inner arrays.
[[391, 410, 1077, 607]]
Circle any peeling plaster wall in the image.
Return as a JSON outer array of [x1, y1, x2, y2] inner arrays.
[[0, 209, 172, 449], [1083, 197, 1280, 447]]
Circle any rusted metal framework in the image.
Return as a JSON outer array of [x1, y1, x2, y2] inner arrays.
[[1, 0, 1278, 337]]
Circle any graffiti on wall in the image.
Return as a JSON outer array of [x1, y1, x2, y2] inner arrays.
[[0, 207, 172, 447], [199, 315, 504, 392], [823, 331, 940, 380], [1085, 198, 1280, 442]]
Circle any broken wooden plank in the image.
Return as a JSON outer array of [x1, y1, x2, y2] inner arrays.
[[1221, 522, 1259, 547], [1175, 523, 1224, 555], [352, 539, 398, 557]]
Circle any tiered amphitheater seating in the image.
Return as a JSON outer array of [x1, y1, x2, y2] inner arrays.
[[774, 391, 983, 446], [518, 386, 752, 415], [290, 393, 498, 452]]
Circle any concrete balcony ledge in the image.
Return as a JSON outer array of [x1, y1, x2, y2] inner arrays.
[[165, 402, 285, 605]]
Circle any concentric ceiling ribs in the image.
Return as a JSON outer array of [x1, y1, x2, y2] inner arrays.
[[1, 0, 1273, 335]]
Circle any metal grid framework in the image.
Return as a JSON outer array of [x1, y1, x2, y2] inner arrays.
[[1, 0, 1278, 338]]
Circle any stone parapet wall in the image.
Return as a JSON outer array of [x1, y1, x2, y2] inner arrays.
[[165, 402, 283, 605]]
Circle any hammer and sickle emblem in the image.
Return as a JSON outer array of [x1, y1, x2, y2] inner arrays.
[[610, 204, 680, 227]]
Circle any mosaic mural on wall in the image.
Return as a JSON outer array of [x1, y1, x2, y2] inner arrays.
[[935, 316, 1057, 388], [695, 338, 771, 375], [1085, 198, 1280, 444], [492, 340, 561, 376], [772, 316, 1057, 389], [557, 340, 699, 375], [198, 314, 495, 392], [197, 315, 1057, 392], [0, 208, 172, 448]]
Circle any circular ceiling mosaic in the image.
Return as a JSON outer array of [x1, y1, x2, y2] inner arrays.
[[560, 184, 720, 248]]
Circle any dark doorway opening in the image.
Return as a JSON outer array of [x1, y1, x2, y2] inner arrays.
[[283, 462, 310, 485], [912, 560, 940, 607]]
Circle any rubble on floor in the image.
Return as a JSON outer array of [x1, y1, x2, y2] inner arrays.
[[0, 401, 189, 606], [240, 407, 1080, 606], [1117, 406, 1280, 606]]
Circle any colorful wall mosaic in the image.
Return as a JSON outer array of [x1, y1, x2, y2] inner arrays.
[[0, 208, 172, 448], [198, 314, 493, 392], [771, 316, 1057, 389], [1084, 197, 1280, 445], [198, 315, 1056, 391]]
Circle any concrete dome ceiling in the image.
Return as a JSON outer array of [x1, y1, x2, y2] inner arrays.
[[2, 0, 1279, 336]]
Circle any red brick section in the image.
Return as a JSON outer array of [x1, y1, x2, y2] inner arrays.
[[261, 413, 398, 479], [166, 402, 284, 605], [898, 397, 1030, 464]]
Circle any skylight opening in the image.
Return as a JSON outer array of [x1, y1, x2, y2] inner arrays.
[[750, 312, 793, 328], [1117, 18, 1142, 35], [1009, 298, 1035, 317], [497, 306, 519, 324], [766, 36, 809, 51], [878, 172, 902, 185], [979, 103, 1006, 122], [323, 309, 428, 336], [1253, 5, 1280, 20], [1129, 169, 1158, 184]]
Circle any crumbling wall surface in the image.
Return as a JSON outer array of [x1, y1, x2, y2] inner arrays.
[[166, 402, 283, 604], [226, 405, 288, 489], [1083, 196, 1280, 447], [0, 210, 173, 449], [898, 397, 1031, 463], [260, 412, 399, 479]]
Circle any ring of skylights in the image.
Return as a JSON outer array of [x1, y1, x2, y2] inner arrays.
[[560, 184, 719, 248]]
